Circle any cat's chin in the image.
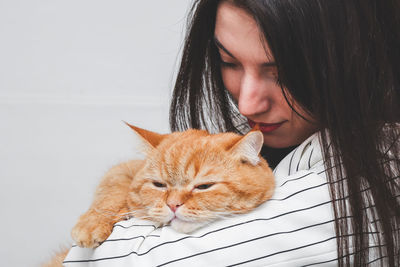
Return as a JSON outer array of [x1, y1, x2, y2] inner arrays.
[[170, 218, 205, 234]]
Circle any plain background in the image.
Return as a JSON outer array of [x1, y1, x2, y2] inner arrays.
[[0, 1, 192, 266]]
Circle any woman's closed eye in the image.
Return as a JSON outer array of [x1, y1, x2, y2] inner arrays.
[[220, 60, 238, 69]]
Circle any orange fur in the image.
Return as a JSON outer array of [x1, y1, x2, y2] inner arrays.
[[68, 125, 275, 251], [42, 247, 69, 267]]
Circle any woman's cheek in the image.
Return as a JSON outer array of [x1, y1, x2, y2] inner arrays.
[[221, 68, 241, 99]]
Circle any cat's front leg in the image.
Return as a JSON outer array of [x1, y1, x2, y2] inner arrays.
[[71, 160, 144, 248], [71, 209, 120, 248]]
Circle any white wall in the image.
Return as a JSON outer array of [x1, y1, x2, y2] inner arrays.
[[0, 1, 192, 266]]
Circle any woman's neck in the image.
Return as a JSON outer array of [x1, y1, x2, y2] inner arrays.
[[260, 145, 298, 169]]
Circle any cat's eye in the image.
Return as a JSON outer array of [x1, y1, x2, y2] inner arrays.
[[152, 181, 166, 188], [195, 183, 215, 190]]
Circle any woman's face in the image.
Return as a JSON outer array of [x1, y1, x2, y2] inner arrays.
[[214, 1, 318, 148]]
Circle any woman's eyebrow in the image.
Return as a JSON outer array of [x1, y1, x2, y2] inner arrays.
[[214, 37, 236, 59], [262, 62, 277, 67], [214, 36, 277, 67]]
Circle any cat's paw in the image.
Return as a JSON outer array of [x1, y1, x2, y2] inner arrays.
[[71, 211, 114, 248]]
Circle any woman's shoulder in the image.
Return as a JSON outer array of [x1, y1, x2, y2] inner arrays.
[[65, 168, 338, 266], [64, 132, 340, 267], [274, 132, 325, 180]]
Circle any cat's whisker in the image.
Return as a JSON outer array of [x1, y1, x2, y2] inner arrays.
[[214, 214, 233, 220], [93, 208, 121, 218], [118, 210, 142, 216], [92, 208, 149, 220]]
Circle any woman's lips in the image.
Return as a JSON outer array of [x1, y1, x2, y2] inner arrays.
[[248, 119, 285, 133]]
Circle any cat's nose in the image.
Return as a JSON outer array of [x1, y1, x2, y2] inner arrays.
[[167, 203, 182, 212]]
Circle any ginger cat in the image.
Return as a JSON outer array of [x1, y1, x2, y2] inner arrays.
[[45, 124, 274, 266], [70, 124, 275, 249], [42, 124, 275, 267]]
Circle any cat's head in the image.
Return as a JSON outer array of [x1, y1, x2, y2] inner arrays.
[[126, 123, 274, 233]]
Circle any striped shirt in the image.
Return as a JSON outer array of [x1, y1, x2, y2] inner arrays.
[[63, 132, 368, 266]]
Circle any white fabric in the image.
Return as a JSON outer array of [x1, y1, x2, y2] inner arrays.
[[63, 132, 341, 266]]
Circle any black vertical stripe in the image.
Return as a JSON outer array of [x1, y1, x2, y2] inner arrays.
[[308, 148, 314, 169], [288, 146, 299, 175]]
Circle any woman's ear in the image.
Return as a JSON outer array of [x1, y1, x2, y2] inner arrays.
[[229, 131, 264, 165]]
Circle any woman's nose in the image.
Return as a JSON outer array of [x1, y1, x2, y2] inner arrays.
[[237, 72, 269, 117]]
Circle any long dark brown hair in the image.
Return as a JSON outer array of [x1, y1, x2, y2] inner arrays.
[[170, 0, 400, 266]]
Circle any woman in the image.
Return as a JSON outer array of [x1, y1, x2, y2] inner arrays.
[[170, 0, 400, 266], [64, 0, 400, 266]]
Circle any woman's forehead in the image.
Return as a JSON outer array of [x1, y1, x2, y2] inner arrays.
[[214, 1, 273, 62]]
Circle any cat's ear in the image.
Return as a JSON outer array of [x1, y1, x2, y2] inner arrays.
[[124, 122, 166, 151], [230, 131, 264, 165]]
